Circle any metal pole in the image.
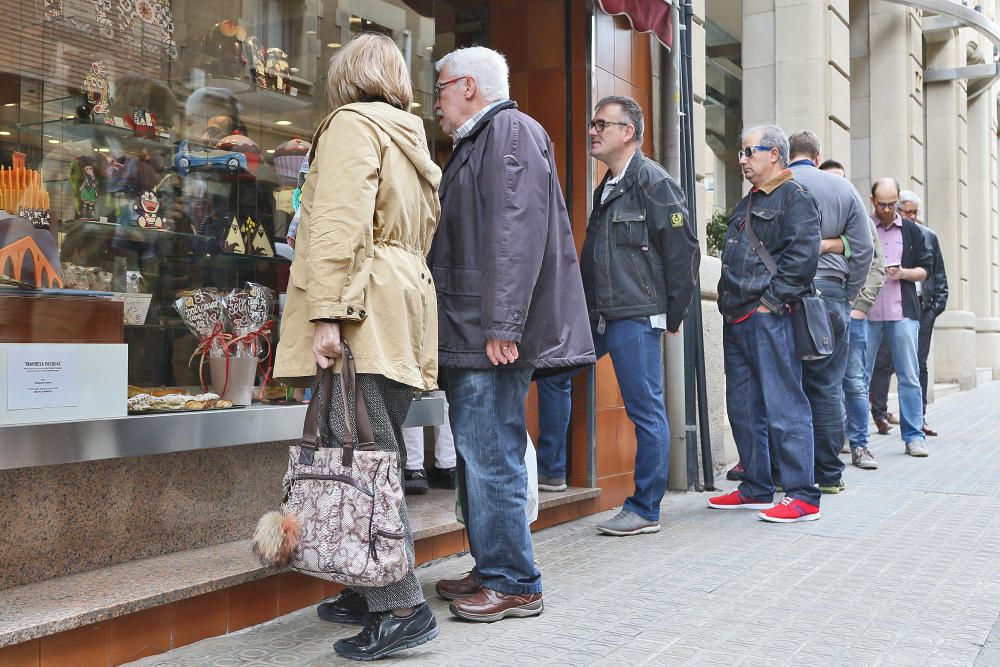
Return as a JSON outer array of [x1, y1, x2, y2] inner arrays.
[[678, 1, 715, 491]]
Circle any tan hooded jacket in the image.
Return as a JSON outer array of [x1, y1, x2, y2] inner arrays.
[[274, 102, 442, 390]]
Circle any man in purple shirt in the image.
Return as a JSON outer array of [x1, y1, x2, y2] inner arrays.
[[863, 178, 933, 456]]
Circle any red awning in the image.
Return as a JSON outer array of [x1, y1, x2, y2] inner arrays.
[[597, 0, 674, 50]]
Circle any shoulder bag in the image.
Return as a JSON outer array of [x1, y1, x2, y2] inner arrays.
[[743, 198, 833, 361], [251, 342, 410, 587]]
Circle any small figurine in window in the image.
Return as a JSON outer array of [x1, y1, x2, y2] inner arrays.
[[265, 48, 290, 94], [70, 159, 99, 220], [135, 190, 163, 229]]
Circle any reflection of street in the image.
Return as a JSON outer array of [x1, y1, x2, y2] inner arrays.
[[131, 380, 1000, 666]]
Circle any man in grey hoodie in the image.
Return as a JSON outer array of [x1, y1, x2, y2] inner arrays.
[[788, 132, 874, 492]]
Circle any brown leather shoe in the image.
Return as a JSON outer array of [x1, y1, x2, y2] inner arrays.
[[887, 412, 900, 425], [922, 423, 938, 437], [875, 418, 893, 435], [448, 587, 543, 622], [435, 571, 480, 601]]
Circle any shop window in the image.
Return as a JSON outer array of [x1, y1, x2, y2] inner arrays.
[[0, 0, 485, 425]]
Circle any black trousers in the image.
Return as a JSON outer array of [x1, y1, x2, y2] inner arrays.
[[870, 310, 937, 420]]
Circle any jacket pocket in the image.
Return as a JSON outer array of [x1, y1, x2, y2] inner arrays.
[[613, 209, 648, 247]]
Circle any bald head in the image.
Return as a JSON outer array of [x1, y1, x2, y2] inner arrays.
[[871, 177, 901, 226]]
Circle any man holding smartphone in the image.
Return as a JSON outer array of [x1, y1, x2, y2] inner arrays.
[[864, 178, 933, 457]]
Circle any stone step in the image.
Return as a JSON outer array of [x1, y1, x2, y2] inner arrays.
[[934, 382, 962, 399], [977, 367, 995, 386], [0, 486, 600, 648]]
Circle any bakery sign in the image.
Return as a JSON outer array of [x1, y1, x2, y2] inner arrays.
[[7, 346, 80, 410]]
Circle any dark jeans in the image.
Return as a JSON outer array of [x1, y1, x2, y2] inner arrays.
[[870, 309, 937, 420], [442, 366, 542, 595], [724, 311, 820, 506], [802, 281, 850, 487], [535, 372, 574, 480]]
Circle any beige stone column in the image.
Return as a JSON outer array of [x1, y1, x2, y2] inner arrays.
[[966, 21, 1000, 380], [925, 22, 978, 389], [743, 0, 850, 162]]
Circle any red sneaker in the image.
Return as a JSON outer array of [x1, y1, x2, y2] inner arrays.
[[758, 497, 820, 523], [707, 489, 774, 510]]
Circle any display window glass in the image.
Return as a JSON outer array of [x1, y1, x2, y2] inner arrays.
[[0, 0, 485, 422]]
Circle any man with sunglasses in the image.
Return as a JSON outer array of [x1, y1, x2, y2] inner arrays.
[[707, 124, 823, 523], [863, 179, 934, 457], [558, 94, 700, 536]]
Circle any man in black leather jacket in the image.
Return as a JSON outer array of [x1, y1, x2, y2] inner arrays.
[[536, 95, 699, 537], [707, 124, 823, 523]]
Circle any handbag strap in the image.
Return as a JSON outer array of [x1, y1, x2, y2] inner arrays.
[[742, 193, 778, 275], [299, 341, 375, 468]]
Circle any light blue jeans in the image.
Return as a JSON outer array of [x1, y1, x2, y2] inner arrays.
[[843, 317, 871, 451], [864, 318, 925, 445], [441, 366, 542, 595]]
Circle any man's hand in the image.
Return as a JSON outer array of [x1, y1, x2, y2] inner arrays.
[[820, 237, 845, 255], [756, 304, 773, 314], [486, 338, 519, 365], [886, 265, 923, 282], [850, 309, 867, 320], [313, 321, 342, 369]]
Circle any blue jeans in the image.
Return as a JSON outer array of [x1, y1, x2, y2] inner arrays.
[[864, 318, 925, 445], [536, 373, 574, 479], [441, 366, 542, 595], [802, 281, 850, 487], [536, 318, 670, 521], [843, 317, 871, 451], [598, 318, 670, 521], [724, 312, 820, 506]]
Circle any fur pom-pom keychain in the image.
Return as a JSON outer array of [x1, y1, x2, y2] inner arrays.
[[252, 511, 302, 566]]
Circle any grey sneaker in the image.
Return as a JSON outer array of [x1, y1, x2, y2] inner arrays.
[[538, 475, 567, 492], [596, 509, 660, 536], [906, 440, 929, 457], [852, 447, 879, 469]]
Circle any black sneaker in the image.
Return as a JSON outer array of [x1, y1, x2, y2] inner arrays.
[[427, 466, 457, 490], [333, 602, 438, 661], [403, 469, 429, 495], [317, 589, 368, 625]]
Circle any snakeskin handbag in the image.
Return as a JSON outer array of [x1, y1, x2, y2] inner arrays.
[[254, 343, 409, 587]]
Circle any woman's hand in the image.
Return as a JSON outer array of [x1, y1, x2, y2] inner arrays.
[[313, 321, 342, 369]]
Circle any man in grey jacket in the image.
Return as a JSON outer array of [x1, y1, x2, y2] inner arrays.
[[427, 46, 594, 623], [788, 132, 874, 492]]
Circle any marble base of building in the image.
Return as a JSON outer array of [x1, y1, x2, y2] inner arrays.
[[934, 310, 978, 390], [976, 317, 1000, 380]]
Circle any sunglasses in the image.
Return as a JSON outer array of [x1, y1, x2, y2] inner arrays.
[[738, 145, 774, 160]]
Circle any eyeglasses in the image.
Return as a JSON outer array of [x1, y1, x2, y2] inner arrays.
[[874, 201, 898, 210], [588, 119, 629, 133], [738, 145, 774, 160], [434, 77, 466, 97]]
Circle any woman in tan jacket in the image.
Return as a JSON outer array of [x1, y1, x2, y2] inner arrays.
[[274, 34, 442, 660]]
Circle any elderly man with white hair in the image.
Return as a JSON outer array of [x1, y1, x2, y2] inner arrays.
[[427, 46, 594, 622]]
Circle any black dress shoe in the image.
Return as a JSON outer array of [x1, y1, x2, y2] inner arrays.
[[403, 468, 429, 495], [427, 466, 457, 490], [317, 589, 368, 625], [334, 602, 438, 661]]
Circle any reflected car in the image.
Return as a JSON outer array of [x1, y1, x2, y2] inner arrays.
[[175, 140, 248, 175]]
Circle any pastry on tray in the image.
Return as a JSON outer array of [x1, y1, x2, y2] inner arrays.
[[128, 392, 233, 413]]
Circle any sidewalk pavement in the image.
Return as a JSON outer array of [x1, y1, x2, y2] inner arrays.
[[130, 380, 1000, 667]]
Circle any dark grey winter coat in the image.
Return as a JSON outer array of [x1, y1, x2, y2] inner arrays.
[[427, 101, 595, 371]]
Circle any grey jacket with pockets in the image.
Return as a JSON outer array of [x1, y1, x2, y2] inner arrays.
[[427, 101, 595, 371]]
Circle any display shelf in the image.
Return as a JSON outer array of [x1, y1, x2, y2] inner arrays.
[[17, 117, 171, 152]]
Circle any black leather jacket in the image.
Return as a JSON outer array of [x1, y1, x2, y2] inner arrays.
[[718, 170, 821, 321], [579, 151, 700, 333], [920, 225, 948, 316]]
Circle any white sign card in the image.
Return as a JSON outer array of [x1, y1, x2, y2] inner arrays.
[[7, 346, 81, 410]]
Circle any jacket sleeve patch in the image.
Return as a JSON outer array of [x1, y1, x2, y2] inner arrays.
[[671, 212, 684, 228]]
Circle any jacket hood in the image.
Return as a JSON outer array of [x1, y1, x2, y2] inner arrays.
[[336, 102, 441, 189]]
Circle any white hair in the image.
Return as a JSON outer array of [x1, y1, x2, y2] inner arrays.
[[436, 46, 510, 103], [898, 190, 922, 208]]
